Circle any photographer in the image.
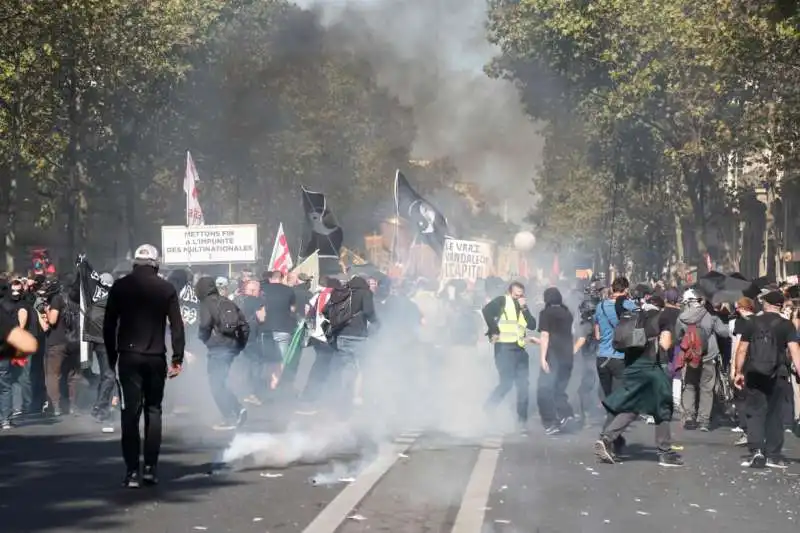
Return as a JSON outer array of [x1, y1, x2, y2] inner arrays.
[[573, 288, 602, 424]]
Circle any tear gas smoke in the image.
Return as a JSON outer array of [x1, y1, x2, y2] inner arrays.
[[292, 0, 543, 222]]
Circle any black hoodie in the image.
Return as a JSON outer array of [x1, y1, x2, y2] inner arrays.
[[103, 265, 185, 367], [196, 276, 249, 352], [338, 276, 379, 338]]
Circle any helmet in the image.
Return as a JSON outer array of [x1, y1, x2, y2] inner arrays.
[[682, 289, 702, 306]]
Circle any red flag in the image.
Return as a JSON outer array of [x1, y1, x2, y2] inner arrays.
[[269, 223, 294, 274], [551, 254, 561, 283]]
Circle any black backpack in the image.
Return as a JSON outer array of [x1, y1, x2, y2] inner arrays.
[[747, 315, 783, 378], [61, 294, 81, 345], [612, 308, 649, 352], [214, 298, 244, 339], [323, 285, 357, 338]]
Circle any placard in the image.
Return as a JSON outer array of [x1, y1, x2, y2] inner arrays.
[[441, 238, 493, 280], [161, 224, 258, 264]]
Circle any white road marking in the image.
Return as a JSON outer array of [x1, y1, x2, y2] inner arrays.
[[301, 432, 418, 533], [450, 436, 503, 533]]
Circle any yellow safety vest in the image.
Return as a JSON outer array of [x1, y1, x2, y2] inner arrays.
[[497, 295, 527, 347]]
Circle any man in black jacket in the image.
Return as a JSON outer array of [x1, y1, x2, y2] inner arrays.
[[196, 276, 250, 430], [83, 268, 116, 427], [329, 275, 378, 415], [103, 244, 185, 488]]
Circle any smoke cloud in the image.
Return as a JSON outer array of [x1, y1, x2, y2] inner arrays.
[[292, 0, 543, 222]]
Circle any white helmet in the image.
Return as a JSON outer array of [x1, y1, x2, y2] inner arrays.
[[682, 289, 702, 306]]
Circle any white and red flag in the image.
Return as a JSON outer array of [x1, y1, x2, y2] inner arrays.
[[184, 151, 205, 226], [269, 223, 294, 274]]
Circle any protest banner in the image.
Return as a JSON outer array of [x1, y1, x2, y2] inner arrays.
[[441, 238, 493, 280], [161, 224, 258, 264]]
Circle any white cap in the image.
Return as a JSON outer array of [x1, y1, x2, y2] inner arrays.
[[215, 276, 228, 287], [133, 244, 159, 266], [99, 273, 114, 286]]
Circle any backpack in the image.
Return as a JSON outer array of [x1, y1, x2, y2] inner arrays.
[[62, 294, 81, 346], [612, 308, 648, 352], [746, 315, 783, 378], [676, 323, 703, 370], [322, 286, 357, 338], [214, 298, 244, 339]]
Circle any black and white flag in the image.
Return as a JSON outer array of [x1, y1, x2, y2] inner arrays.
[[394, 170, 449, 254], [300, 186, 343, 273]]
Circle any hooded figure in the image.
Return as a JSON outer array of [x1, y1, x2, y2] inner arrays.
[[674, 289, 730, 431], [195, 276, 249, 353]]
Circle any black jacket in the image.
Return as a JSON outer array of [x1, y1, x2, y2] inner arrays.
[[103, 265, 185, 366], [338, 276, 378, 338], [196, 276, 250, 352]]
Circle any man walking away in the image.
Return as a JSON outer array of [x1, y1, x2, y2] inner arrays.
[[87, 273, 116, 430], [536, 287, 576, 435], [196, 276, 249, 430], [103, 244, 185, 488], [733, 291, 800, 469], [43, 279, 80, 417], [262, 270, 297, 363], [239, 280, 268, 406], [675, 289, 730, 431], [482, 281, 536, 433], [324, 275, 378, 416]]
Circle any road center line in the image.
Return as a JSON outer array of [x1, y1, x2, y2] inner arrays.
[[450, 437, 503, 533], [301, 434, 417, 533]]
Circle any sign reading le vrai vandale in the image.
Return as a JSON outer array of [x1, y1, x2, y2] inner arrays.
[[441, 238, 493, 280], [161, 224, 258, 264]]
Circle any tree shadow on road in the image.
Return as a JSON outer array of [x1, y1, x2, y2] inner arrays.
[[0, 431, 243, 532]]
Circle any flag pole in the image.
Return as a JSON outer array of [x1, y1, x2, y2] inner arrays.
[[185, 151, 191, 227]]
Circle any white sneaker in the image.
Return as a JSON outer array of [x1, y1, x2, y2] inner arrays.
[[731, 426, 744, 433]]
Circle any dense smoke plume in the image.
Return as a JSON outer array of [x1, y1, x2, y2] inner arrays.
[[293, 0, 543, 222]]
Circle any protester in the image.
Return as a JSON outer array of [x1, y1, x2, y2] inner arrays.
[[482, 281, 536, 433], [262, 270, 297, 362], [536, 287, 576, 435], [239, 280, 268, 406], [86, 272, 116, 429], [42, 278, 80, 417], [196, 276, 249, 430], [103, 244, 185, 488], [675, 289, 730, 431], [733, 290, 800, 469]]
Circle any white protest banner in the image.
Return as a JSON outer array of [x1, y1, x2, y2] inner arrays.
[[161, 224, 258, 264], [441, 238, 493, 280]]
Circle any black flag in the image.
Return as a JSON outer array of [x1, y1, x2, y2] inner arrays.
[[300, 186, 343, 263], [75, 257, 113, 345], [394, 170, 449, 253]]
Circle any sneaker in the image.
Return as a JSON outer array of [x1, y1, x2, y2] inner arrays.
[[658, 451, 684, 467], [683, 420, 697, 430], [11, 409, 22, 419], [212, 422, 236, 431], [235, 408, 247, 428], [594, 438, 616, 464], [142, 465, 159, 485], [545, 425, 561, 436], [52, 408, 62, 418], [731, 426, 744, 433], [747, 450, 766, 469], [123, 471, 141, 488], [698, 425, 710, 433], [1, 419, 12, 430], [734, 434, 748, 447], [766, 457, 789, 469]]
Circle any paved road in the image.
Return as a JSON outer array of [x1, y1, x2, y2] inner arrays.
[[2, 410, 799, 533]]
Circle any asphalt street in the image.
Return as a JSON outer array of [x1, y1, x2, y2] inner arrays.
[[2, 352, 800, 533]]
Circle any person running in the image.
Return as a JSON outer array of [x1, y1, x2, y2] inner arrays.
[[103, 244, 185, 488], [482, 281, 537, 433]]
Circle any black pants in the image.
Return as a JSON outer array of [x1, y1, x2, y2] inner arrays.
[[207, 348, 240, 421], [597, 357, 626, 439], [92, 343, 116, 417], [537, 355, 574, 427], [118, 352, 167, 471], [303, 341, 335, 402], [485, 343, 529, 423], [745, 374, 785, 457]]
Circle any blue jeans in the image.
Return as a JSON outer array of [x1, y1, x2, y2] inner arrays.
[[273, 331, 292, 362], [206, 348, 240, 421], [0, 358, 13, 421], [92, 343, 116, 417], [331, 335, 365, 412]]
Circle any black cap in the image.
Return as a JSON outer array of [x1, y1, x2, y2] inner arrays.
[[762, 291, 785, 307]]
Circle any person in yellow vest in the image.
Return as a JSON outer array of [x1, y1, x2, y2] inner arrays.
[[481, 281, 537, 433]]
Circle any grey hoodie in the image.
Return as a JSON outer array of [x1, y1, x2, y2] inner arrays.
[[675, 305, 730, 363]]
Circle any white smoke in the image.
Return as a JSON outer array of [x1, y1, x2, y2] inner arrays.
[[292, 0, 543, 222]]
